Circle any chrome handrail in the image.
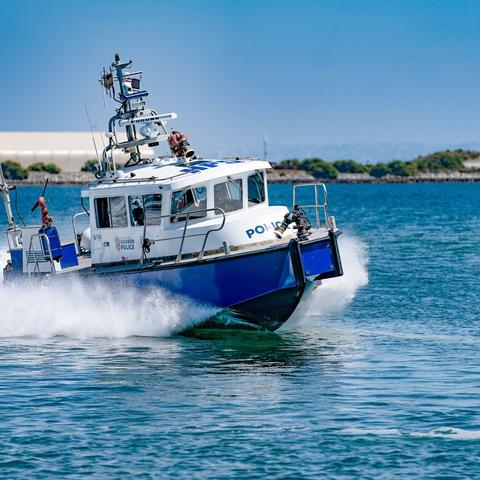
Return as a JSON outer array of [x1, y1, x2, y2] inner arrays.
[[26, 233, 56, 276], [72, 211, 89, 253], [293, 183, 329, 229], [141, 207, 227, 264]]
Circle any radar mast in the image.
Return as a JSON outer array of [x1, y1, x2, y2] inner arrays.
[[99, 54, 177, 173]]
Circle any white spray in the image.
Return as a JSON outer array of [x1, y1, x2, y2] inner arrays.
[[0, 234, 368, 338], [0, 246, 216, 338], [288, 235, 369, 326]]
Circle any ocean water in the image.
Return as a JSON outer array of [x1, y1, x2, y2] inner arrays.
[[0, 183, 479, 478]]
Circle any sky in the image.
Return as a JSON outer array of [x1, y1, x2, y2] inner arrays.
[[1, 0, 480, 161]]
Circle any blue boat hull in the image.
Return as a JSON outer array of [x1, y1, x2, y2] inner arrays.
[[4, 232, 343, 331], [92, 232, 343, 331]]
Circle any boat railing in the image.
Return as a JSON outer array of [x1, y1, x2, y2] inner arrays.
[[141, 207, 227, 264], [26, 233, 56, 276], [72, 211, 89, 253], [292, 183, 331, 229]]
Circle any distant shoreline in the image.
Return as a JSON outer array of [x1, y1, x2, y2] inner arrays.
[[267, 173, 480, 184], [6, 171, 480, 186]]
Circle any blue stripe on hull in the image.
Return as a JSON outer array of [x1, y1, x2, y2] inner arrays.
[[122, 246, 297, 308]]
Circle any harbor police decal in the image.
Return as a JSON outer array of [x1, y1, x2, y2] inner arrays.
[[115, 236, 135, 252], [246, 221, 282, 239]]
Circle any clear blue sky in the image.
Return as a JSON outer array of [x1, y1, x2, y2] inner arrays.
[[1, 0, 480, 158]]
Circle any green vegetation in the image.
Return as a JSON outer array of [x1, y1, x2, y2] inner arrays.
[[277, 159, 301, 169], [275, 149, 480, 179], [332, 159, 368, 174], [81, 159, 99, 173], [369, 163, 390, 178], [413, 150, 472, 172], [301, 158, 338, 179], [387, 160, 418, 177], [1, 160, 28, 180], [28, 162, 62, 174], [276, 158, 338, 179]]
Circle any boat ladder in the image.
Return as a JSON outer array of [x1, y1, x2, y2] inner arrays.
[[26, 233, 56, 276]]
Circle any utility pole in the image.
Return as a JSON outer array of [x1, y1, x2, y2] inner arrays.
[[263, 135, 268, 161]]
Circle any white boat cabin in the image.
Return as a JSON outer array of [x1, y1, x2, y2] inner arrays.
[[81, 157, 290, 266]]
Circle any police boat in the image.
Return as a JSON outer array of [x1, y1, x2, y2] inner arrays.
[[0, 54, 343, 332]]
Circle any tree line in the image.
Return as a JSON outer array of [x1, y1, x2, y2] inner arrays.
[[0, 160, 62, 179], [0, 159, 98, 179], [275, 149, 480, 179], [2, 149, 479, 180]]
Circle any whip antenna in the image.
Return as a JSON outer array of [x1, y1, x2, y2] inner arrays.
[[84, 103, 101, 170], [94, 105, 107, 152]]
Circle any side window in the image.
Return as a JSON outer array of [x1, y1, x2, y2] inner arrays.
[[214, 179, 243, 213], [129, 195, 145, 226], [144, 194, 163, 225], [129, 194, 163, 226], [248, 171, 265, 206], [95, 197, 110, 228], [95, 196, 128, 228], [109, 197, 128, 227], [170, 186, 207, 223]]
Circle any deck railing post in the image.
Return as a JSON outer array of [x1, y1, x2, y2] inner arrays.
[[176, 212, 191, 262], [26, 233, 56, 276]]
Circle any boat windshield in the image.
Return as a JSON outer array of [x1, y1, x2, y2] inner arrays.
[[214, 179, 243, 213], [129, 194, 163, 226], [170, 186, 207, 222], [248, 171, 265, 206]]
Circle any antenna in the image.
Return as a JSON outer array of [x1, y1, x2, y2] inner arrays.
[[93, 105, 107, 152], [263, 135, 268, 161], [31, 179, 49, 212], [84, 103, 101, 169], [100, 69, 108, 109], [97, 54, 179, 171]]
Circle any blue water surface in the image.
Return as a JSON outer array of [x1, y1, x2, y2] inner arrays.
[[0, 183, 479, 479]]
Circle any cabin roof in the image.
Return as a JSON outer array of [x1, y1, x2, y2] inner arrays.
[[82, 157, 271, 195]]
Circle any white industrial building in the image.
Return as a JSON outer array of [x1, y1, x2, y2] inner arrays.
[[0, 132, 154, 172]]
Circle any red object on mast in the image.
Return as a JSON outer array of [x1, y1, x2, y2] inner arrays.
[[37, 196, 53, 225], [168, 131, 189, 157]]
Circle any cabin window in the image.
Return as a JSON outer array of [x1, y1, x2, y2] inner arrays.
[[95, 196, 128, 228], [214, 179, 243, 213], [248, 171, 265, 206], [129, 194, 163, 226], [170, 186, 207, 222]]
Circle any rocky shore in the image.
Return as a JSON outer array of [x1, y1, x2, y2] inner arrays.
[[8, 171, 96, 186], [267, 170, 480, 184]]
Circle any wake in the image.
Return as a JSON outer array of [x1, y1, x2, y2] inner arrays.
[[0, 248, 215, 339], [0, 234, 368, 338]]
